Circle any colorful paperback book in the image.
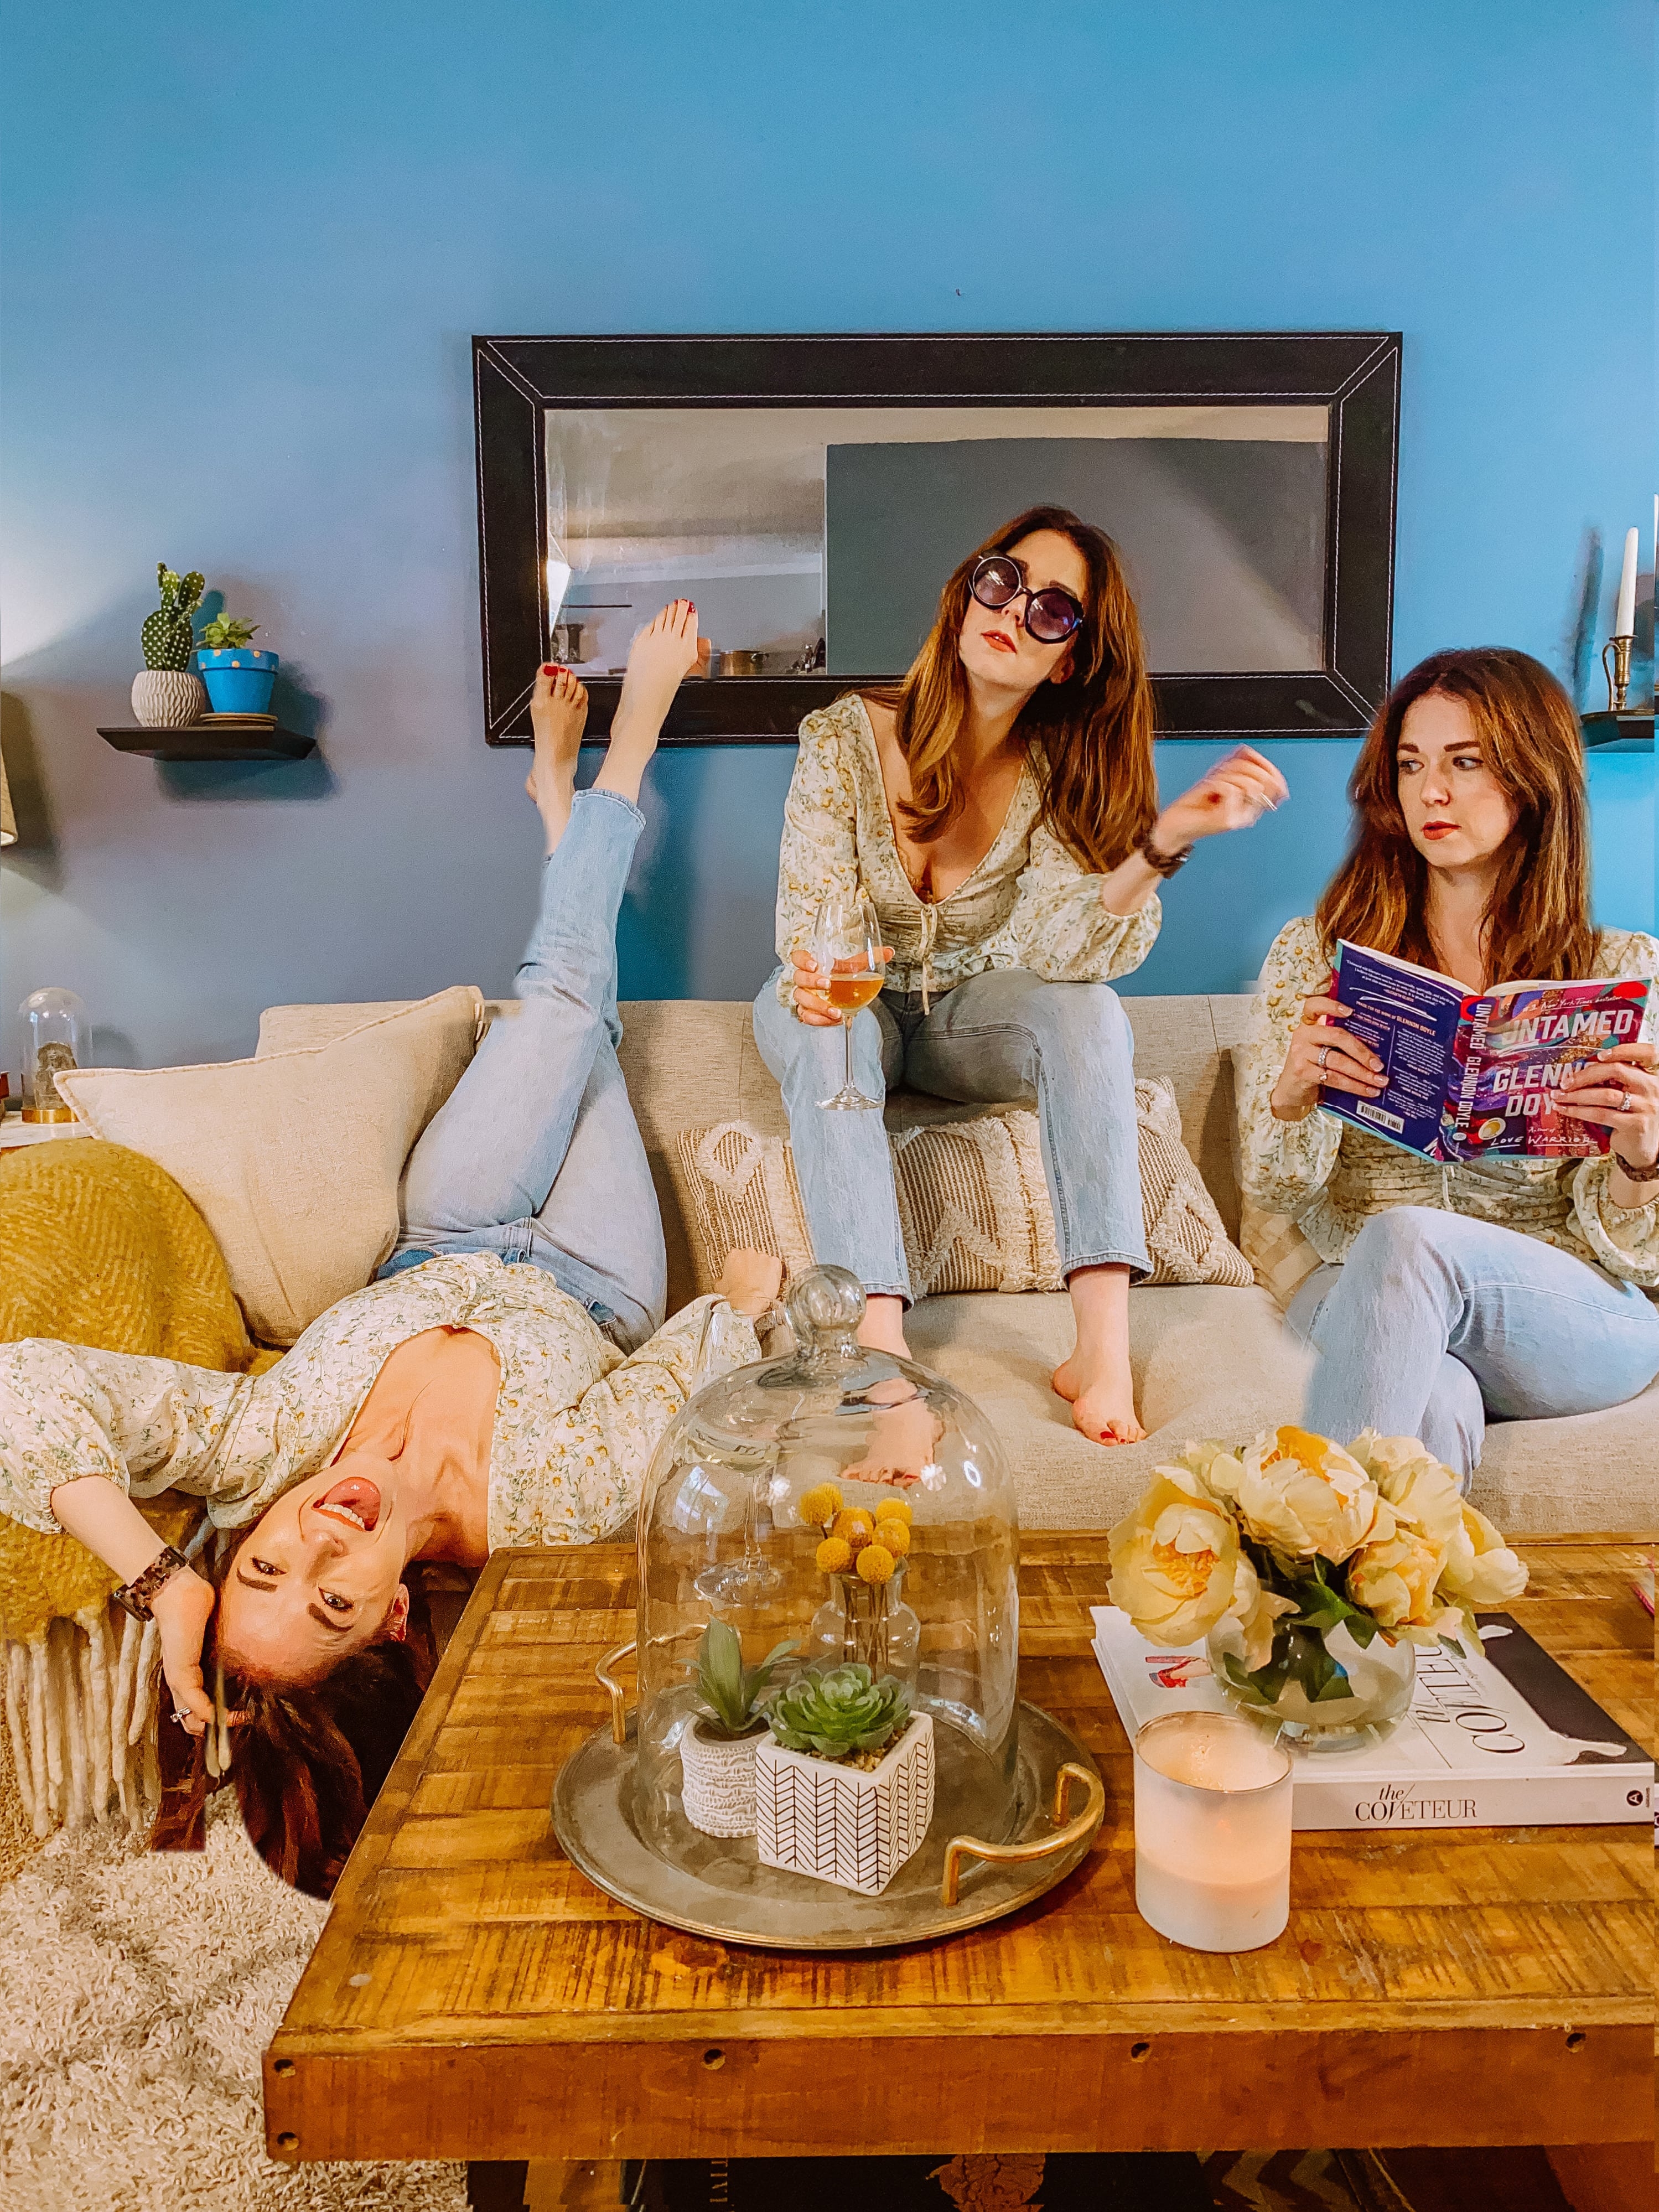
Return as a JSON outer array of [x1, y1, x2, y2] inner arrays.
[[1321, 940, 1653, 1163], [1091, 1603, 1652, 1832]]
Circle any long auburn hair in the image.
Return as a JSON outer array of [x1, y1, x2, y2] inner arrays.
[[198, 1541, 431, 1898], [1316, 646, 1599, 983], [867, 504, 1158, 872]]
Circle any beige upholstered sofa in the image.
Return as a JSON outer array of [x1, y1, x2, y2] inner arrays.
[[614, 996, 1658, 1538]]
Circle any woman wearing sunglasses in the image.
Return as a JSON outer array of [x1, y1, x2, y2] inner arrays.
[[753, 505, 1287, 1446]]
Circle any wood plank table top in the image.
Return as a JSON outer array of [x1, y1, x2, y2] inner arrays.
[[266, 1534, 1655, 2166]]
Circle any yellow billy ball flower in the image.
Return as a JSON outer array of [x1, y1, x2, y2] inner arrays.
[[857, 1543, 896, 1586], [832, 1509, 875, 1548], [874, 1496, 913, 1524], [874, 1519, 911, 1557], [815, 1537, 853, 1574], [798, 1483, 844, 1530]]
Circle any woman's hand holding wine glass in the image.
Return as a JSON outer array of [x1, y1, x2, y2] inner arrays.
[[805, 889, 889, 1110]]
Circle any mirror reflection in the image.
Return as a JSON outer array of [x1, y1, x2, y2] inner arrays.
[[544, 404, 1329, 679]]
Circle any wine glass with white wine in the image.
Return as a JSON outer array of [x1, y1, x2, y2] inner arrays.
[[812, 888, 886, 1111]]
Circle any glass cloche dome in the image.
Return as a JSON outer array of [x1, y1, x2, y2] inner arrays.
[[632, 1266, 1019, 1884]]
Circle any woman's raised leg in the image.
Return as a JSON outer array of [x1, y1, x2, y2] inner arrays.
[[396, 607, 700, 1292], [904, 969, 1149, 1444]]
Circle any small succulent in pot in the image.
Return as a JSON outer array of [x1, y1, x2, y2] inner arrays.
[[132, 562, 209, 727], [680, 1619, 797, 1839], [196, 613, 261, 651], [196, 611, 279, 716], [768, 1662, 913, 1768], [694, 1618, 797, 1740]]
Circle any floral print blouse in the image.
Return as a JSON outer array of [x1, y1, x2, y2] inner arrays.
[[1236, 916, 1659, 1288], [774, 692, 1160, 1008], [0, 1252, 759, 1548]]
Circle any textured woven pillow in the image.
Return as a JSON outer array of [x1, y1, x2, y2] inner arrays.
[[58, 987, 483, 1345], [671, 1080, 1253, 1298]]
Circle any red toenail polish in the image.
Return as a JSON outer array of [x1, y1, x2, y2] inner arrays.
[[541, 664, 557, 674]]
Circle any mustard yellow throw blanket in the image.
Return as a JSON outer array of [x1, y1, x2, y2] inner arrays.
[[0, 1140, 277, 1836]]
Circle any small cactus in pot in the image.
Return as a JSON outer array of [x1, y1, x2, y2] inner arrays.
[[678, 1619, 797, 1838], [131, 563, 208, 727]]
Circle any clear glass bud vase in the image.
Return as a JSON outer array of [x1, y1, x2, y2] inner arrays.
[[807, 1562, 921, 1687]]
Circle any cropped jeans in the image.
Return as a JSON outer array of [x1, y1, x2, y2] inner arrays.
[[751, 966, 1149, 1302], [378, 790, 666, 1351], [1288, 1206, 1659, 1484]]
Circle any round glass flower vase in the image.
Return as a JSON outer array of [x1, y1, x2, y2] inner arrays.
[[1205, 1615, 1416, 1755], [806, 1560, 921, 1688]]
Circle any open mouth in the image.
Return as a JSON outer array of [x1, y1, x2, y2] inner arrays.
[[1420, 822, 1459, 840], [312, 1475, 382, 1534]]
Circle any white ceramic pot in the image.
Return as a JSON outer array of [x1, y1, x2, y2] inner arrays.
[[680, 1719, 765, 1837], [755, 1712, 935, 1895], [131, 669, 208, 728]]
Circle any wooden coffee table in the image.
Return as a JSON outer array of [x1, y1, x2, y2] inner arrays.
[[265, 1534, 1653, 2165]]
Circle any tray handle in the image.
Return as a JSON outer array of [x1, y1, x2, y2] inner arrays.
[[596, 1639, 637, 1745], [940, 1759, 1103, 1906]]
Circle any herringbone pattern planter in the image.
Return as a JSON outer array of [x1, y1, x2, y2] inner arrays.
[[755, 1714, 935, 1894]]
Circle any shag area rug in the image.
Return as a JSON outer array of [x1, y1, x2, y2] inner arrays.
[[0, 1789, 464, 2212]]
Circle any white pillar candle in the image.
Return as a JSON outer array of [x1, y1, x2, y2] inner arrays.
[[1614, 526, 1639, 638], [1133, 1712, 1293, 1953]]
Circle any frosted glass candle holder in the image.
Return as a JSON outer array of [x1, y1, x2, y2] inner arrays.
[[1133, 1711, 1293, 1953]]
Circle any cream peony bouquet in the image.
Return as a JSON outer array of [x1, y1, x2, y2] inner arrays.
[[1107, 1426, 1528, 1711]]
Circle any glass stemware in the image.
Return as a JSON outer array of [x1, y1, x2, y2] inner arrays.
[[812, 888, 885, 1111]]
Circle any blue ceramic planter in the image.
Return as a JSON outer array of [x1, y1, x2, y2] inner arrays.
[[198, 647, 278, 714]]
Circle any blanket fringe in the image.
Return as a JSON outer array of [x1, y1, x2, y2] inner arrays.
[[2, 1602, 161, 1838]]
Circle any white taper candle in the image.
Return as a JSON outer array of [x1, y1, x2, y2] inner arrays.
[[1614, 526, 1639, 636]]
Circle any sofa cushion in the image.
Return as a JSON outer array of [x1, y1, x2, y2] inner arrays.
[[671, 1085, 1251, 1301], [59, 987, 482, 1345], [906, 1284, 1311, 1531]]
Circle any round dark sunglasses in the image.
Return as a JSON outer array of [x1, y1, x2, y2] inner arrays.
[[969, 555, 1085, 645]]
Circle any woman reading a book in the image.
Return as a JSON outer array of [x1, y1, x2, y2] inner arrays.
[[1238, 645, 1659, 1479], [753, 505, 1287, 1446]]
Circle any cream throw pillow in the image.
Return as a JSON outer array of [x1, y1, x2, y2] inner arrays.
[[58, 987, 483, 1345], [671, 1080, 1253, 1298]]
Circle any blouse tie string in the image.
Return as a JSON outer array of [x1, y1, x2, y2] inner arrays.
[[918, 901, 939, 1016]]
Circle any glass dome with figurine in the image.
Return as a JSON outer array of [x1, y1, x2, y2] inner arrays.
[[17, 986, 89, 1123], [552, 1267, 1103, 1948]]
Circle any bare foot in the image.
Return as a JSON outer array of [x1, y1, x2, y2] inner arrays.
[[856, 1293, 911, 1361], [593, 599, 701, 805], [526, 665, 588, 852], [845, 1389, 942, 1484], [1052, 1353, 1146, 1446]]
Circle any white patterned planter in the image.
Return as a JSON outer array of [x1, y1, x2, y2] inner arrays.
[[680, 1721, 764, 1837], [131, 669, 207, 728], [755, 1713, 935, 1894]]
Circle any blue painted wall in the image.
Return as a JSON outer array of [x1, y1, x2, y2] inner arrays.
[[1, 0, 1652, 1067]]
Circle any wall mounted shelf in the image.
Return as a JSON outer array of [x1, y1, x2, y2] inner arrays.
[[99, 724, 316, 763], [1580, 711, 1653, 754]]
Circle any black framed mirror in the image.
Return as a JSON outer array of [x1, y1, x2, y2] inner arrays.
[[473, 331, 1399, 746]]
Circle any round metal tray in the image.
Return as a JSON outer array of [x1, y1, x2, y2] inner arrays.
[[551, 1696, 1104, 1951]]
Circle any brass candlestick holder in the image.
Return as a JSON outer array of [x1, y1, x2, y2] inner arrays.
[[1602, 633, 1634, 712]]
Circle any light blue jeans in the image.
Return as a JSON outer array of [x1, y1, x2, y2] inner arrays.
[[1289, 1206, 1659, 1483], [379, 790, 666, 1351], [751, 967, 1149, 1301]]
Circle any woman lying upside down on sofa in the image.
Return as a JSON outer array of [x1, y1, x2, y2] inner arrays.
[[0, 604, 781, 1890]]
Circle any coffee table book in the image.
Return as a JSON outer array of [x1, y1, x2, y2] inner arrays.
[[1091, 1603, 1652, 1830]]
